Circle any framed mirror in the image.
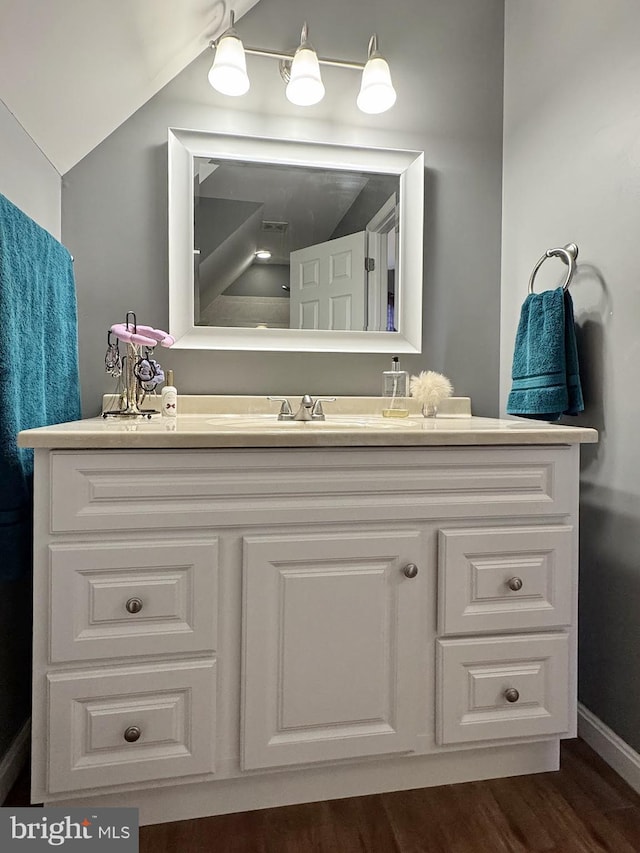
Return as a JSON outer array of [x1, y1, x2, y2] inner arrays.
[[168, 128, 424, 352]]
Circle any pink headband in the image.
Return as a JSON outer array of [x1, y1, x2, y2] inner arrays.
[[110, 323, 175, 348]]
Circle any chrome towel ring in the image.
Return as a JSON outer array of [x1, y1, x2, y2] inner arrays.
[[528, 242, 578, 294]]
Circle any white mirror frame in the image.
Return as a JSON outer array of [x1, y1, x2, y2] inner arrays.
[[168, 127, 424, 352]]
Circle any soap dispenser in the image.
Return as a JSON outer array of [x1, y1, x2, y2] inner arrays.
[[161, 369, 177, 418], [382, 356, 409, 418]]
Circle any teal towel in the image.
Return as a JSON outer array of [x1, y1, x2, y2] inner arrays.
[[506, 287, 584, 421], [0, 193, 81, 581]]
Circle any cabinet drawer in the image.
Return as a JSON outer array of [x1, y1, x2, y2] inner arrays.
[[50, 540, 218, 662], [49, 446, 576, 533], [436, 633, 569, 745], [438, 526, 573, 635], [47, 660, 216, 793]]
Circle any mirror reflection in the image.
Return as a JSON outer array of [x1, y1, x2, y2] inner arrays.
[[193, 158, 400, 333]]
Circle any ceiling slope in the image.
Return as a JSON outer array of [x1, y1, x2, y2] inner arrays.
[[0, 0, 261, 175]]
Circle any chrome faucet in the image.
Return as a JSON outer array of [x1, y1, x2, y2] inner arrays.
[[268, 395, 336, 421], [292, 394, 315, 421]]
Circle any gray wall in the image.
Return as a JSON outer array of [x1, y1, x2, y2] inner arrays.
[[502, 0, 640, 749], [62, 0, 505, 417], [0, 98, 61, 238], [330, 174, 399, 240], [227, 264, 290, 298], [0, 99, 61, 769]]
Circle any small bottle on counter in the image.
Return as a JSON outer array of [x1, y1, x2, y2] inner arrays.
[[161, 369, 178, 418], [382, 356, 409, 418]]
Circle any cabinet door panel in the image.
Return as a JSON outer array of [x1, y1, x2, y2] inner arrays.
[[242, 530, 427, 770], [279, 567, 388, 728]]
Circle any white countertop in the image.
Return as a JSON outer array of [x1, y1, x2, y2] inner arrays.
[[18, 396, 598, 450]]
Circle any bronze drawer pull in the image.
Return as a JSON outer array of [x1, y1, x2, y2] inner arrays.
[[123, 725, 141, 743]]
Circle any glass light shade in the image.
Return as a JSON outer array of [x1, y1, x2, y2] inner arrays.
[[285, 47, 325, 106], [357, 56, 397, 114], [208, 34, 250, 96]]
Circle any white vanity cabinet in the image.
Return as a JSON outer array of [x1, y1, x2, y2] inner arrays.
[[27, 439, 586, 824]]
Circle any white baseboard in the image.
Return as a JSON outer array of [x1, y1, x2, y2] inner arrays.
[[577, 703, 640, 795], [0, 719, 30, 805]]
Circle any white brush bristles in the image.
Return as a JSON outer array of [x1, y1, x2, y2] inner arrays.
[[409, 370, 453, 408]]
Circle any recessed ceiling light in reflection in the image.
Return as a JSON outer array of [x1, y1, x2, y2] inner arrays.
[[255, 250, 272, 260]]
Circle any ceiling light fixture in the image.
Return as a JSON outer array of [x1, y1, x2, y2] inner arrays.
[[208, 13, 396, 114], [357, 35, 397, 115], [255, 249, 272, 260], [284, 23, 325, 106], [207, 10, 250, 96]]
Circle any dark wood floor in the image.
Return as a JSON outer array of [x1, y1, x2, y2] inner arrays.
[[7, 739, 640, 852]]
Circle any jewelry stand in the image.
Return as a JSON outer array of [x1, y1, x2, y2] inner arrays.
[[102, 343, 157, 419], [102, 312, 167, 419]]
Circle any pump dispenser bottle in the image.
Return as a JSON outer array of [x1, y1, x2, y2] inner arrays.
[[382, 356, 409, 417], [161, 369, 177, 418]]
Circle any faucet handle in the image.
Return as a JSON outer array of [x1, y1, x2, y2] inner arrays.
[[311, 397, 337, 420], [267, 396, 293, 420]]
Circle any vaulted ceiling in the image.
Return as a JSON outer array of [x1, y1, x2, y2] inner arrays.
[[0, 0, 261, 175]]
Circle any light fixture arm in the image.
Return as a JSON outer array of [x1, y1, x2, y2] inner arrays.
[[210, 16, 368, 70], [218, 9, 238, 38], [210, 42, 367, 71], [210, 43, 366, 72]]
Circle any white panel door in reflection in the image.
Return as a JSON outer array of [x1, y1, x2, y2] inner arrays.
[[289, 231, 366, 330]]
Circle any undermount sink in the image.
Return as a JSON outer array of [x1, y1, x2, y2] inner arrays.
[[205, 414, 423, 430]]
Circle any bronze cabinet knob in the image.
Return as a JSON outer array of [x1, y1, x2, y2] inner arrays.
[[123, 726, 141, 743]]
